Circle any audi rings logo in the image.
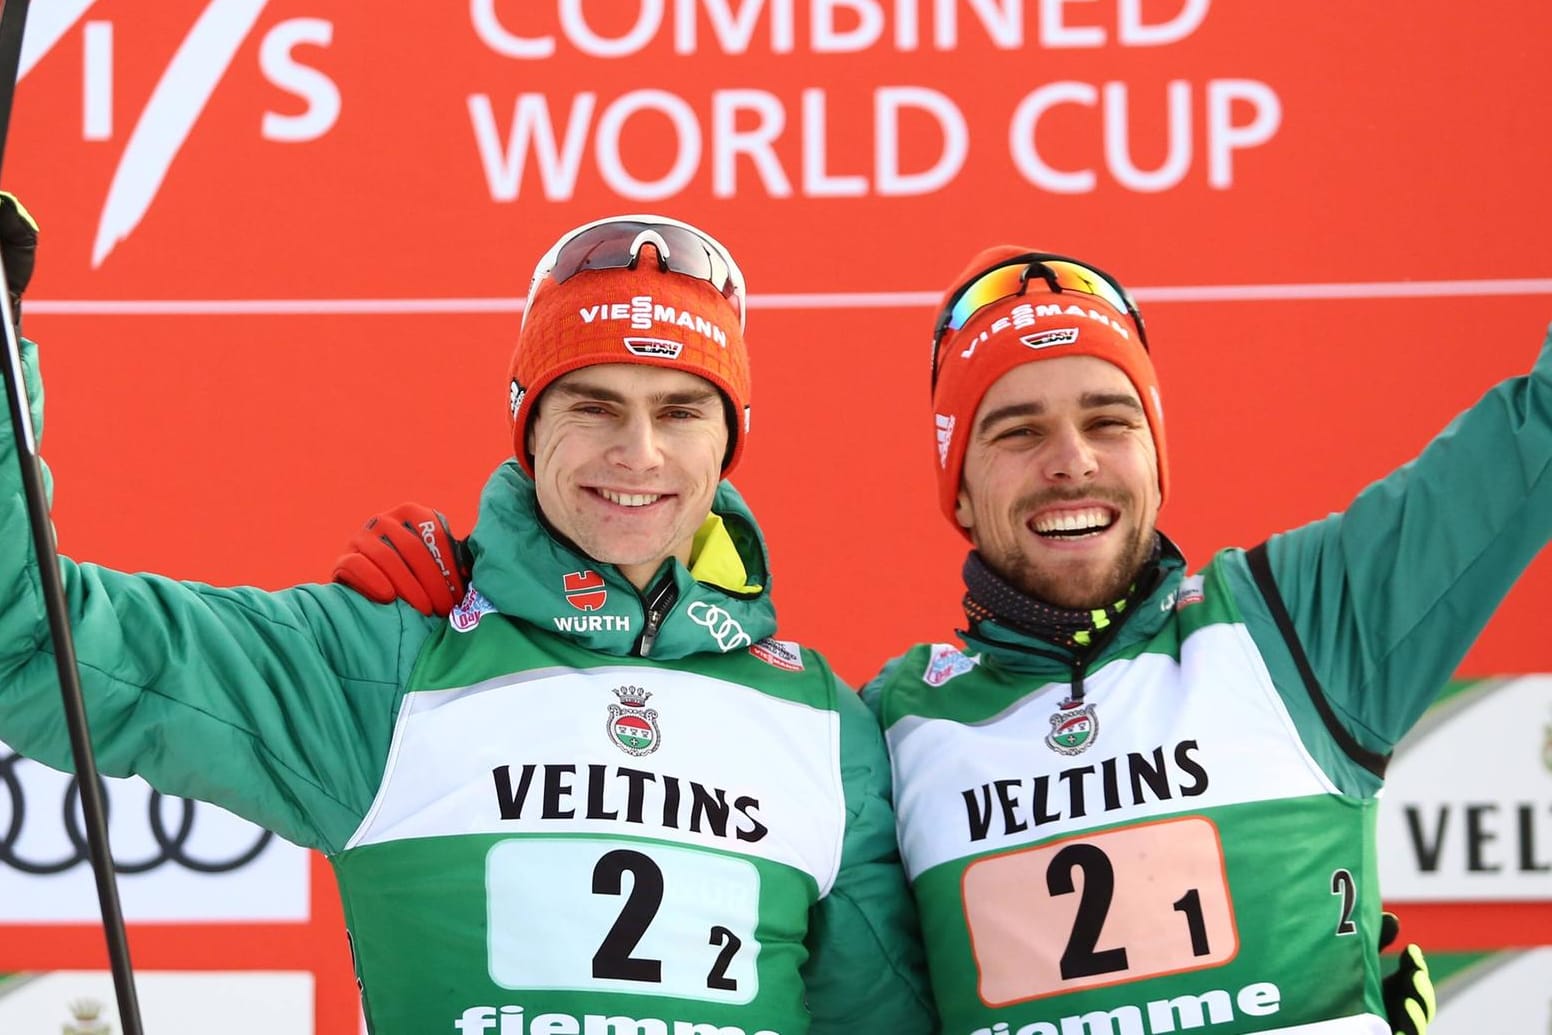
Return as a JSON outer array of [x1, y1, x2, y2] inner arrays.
[[687, 601, 753, 652], [0, 751, 273, 875]]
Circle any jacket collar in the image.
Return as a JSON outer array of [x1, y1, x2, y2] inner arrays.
[[465, 461, 777, 659], [959, 533, 1188, 674]]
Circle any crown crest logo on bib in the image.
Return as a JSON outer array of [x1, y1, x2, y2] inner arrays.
[[607, 686, 661, 757], [1046, 699, 1099, 756]]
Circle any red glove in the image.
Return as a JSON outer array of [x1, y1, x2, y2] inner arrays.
[[332, 503, 469, 617]]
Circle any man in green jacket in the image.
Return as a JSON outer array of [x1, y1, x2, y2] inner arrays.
[[860, 246, 1510, 1034], [342, 245, 1530, 1034], [0, 206, 933, 1035]]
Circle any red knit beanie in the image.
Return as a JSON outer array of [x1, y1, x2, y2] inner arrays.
[[510, 238, 750, 478], [931, 246, 1168, 537]]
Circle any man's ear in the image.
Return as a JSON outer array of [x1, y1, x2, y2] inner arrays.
[[955, 487, 974, 531]]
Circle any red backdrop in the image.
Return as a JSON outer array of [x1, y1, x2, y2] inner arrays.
[[2, 1, 1549, 1029]]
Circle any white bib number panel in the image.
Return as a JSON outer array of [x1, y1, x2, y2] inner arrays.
[[487, 838, 761, 1003]]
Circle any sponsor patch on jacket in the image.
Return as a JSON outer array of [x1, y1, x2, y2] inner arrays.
[[749, 637, 804, 672], [450, 585, 496, 633], [688, 601, 752, 651], [1174, 574, 1206, 611], [564, 570, 608, 612], [923, 643, 980, 687]]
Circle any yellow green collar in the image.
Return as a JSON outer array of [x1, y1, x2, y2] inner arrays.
[[688, 514, 763, 594]]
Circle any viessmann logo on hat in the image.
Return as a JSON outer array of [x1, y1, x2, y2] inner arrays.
[[578, 294, 730, 347]]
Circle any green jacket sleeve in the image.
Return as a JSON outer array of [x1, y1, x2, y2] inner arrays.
[[857, 658, 901, 722], [1261, 323, 1552, 751], [802, 672, 936, 1035], [0, 336, 429, 854]]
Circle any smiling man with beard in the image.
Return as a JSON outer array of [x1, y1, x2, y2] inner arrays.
[[867, 245, 1540, 1035]]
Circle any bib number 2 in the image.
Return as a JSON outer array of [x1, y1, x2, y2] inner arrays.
[[488, 839, 760, 1003], [963, 816, 1238, 1004]]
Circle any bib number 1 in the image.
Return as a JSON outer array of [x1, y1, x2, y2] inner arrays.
[[963, 816, 1238, 1004], [487, 839, 761, 1003]]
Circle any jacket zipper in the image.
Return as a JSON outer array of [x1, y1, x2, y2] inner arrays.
[[636, 579, 679, 657]]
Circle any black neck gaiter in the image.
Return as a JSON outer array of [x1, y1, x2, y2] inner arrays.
[[962, 535, 1162, 652]]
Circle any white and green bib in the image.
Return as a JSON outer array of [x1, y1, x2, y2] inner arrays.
[[879, 567, 1389, 1035], [335, 612, 847, 1035]]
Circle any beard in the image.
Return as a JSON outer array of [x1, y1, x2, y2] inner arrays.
[[987, 488, 1157, 610]]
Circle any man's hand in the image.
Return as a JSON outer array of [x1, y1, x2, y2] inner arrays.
[[0, 191, 37, 330], [332, 503, 469, 617], [1380, 912, 1436, 1035]]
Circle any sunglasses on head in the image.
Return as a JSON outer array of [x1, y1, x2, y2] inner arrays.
[[931, 252, 1148, 389], [526, 215, 747, 330]]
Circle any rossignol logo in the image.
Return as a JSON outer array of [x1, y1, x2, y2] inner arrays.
[[1047, 698, 1099, 755], [449, 586, 496, 633], [749, 637, 804, 671], [935, 414, 956, 468], [563, 570, 607, 611], [687, 601, 752, 651], [509, 379, 526, 419], [607, 686, 661, 756], [1020, 327, 1080, 350], [923, 643, 979, 687], [623, 336, 683, 358], [578, 294, 729, 347], [417, 520, 455, 586]]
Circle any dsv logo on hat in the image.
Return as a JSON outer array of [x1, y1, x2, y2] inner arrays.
[[624, 336, 684, 359], [0, 748, 308, 924]]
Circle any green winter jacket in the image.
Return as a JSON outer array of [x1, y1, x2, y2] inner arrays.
[[0, 338, 933, 1035], [864, 325, 1552, 1035]]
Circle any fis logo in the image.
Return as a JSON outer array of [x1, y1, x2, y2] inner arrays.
[[29, 2, 343, 267]]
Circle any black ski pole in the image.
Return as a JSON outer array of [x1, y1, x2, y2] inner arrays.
[[0, 3, 146, 1032]]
